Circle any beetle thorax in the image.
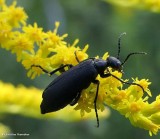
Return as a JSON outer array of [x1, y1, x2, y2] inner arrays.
[[94, 59, 108, 73]]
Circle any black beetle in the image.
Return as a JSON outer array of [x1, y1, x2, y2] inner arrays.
[[32, 32, 146, 127]]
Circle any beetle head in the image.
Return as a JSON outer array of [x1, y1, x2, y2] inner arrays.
[[107, 56, 123, 72]]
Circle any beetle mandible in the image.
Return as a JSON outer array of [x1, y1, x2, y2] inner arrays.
[[32, 32, 146, 127]]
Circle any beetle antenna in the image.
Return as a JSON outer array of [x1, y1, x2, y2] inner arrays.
[[121, 52, 147, 66], [117, 32, 126, 59]]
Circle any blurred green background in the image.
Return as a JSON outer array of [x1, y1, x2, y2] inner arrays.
[[0, 0, 160, 138]]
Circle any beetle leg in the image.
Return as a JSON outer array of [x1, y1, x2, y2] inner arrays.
[[58, 64, 73, 73], [110, 73, 145, 93], [74, 51, 80, 63], [100, 73, 111, 78], [31, 65, 50, 74], [70, 92, 81, 106], [74, 51, 96, 63], [92, 79, 100, 128], [100, 72, 145, 93], [49, 64, 73, 75], [31, 64, 73, 76]]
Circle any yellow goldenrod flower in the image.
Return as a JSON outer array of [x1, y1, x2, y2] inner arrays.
[[2, 1, 27, 27], [0, 0, 5, 6], [11, 33, 34, 61], [0, 0, 160, 136], [0, 81, 109, 121], [46, 23, 68, 47], [23, 23, 47, 43], [105, 0, 160, 13], [144, 0, 160, 12], [105, 0, 139, 7]]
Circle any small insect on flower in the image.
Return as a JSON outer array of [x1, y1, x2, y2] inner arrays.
[[31, 32, 147, 127]]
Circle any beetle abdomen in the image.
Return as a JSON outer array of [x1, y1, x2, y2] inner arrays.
[[41, 59, 98, 114]]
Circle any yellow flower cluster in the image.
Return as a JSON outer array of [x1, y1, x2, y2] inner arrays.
[[0, 81, 109, 121], [105, 0, 160, 12], [0, 0, 160, 136]]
